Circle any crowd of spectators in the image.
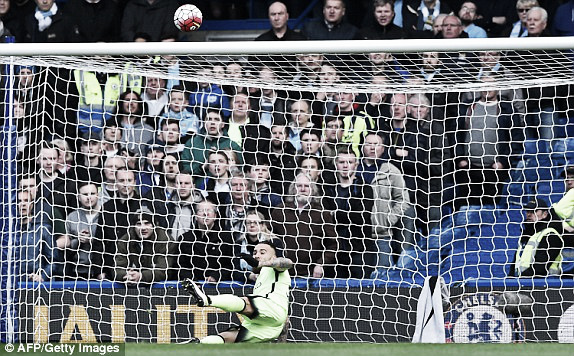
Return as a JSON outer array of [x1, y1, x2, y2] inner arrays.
[[10, 0, 574, 285]]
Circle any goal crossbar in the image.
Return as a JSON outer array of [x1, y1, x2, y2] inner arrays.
[[0, 37, 573, 56]]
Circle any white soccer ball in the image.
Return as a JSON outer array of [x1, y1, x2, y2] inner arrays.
[[174, 4, 203, 32]]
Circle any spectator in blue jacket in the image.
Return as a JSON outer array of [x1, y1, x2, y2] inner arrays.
[[189, 67, 230, 120], [552, 0, 574, 36]]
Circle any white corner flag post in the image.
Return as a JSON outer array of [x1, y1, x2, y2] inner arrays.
[[412, 276, 447, 343]]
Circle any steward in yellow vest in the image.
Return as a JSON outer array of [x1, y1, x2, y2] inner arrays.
[[511, 198, 565, 277], [73, 70, 123, 133], [550, 166, 574, 250]]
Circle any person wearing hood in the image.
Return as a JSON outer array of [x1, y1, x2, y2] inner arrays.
[[114, 208, 170, 285], [510, 198, 565, 277]]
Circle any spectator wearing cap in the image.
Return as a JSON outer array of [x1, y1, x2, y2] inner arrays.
[[114, 208, 171, 285], [510, 198, 565, 277], [68, 130, 104, 184], [137, 140, 165, 197]]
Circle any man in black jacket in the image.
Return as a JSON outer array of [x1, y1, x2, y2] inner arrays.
[[359, 0, 406, 40], [255, 1, 306, 41], [22, 0, 80, 42], [302, 0, 359, 40], [323, 145, 375, 278], [175, 199, 234, 282]]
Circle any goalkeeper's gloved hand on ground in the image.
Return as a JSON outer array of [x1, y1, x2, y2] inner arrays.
[[239, 253, 259, 268]]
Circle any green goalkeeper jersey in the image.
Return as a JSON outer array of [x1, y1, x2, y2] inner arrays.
[[251, 266, 291, 312]]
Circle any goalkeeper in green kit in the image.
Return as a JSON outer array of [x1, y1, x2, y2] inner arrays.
[[181, 240, 293, 343]]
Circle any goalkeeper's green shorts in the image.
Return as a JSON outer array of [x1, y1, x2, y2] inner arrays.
[[235, 296, 288, 343]]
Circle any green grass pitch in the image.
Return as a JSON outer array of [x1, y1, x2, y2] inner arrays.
[[126, 343, 574, 356]]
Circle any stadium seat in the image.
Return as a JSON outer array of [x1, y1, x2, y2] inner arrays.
[[453, 205, 497, 226], [554, 116, 568, 139], [523, 139, 550, 157]]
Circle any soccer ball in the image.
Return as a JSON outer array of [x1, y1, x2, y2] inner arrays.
[[174, 4, 203, 32]]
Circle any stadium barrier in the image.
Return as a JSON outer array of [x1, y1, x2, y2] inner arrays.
[[17, 280, 574, 343]]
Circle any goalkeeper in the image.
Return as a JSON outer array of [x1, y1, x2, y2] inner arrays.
[[181, 241, 293, 343]]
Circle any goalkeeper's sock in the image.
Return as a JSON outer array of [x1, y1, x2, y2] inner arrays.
[[209, 295, 246, 313], [200, 335, 225, 344]]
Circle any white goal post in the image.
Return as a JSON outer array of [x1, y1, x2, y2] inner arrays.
[[0, 37, 573, 344]]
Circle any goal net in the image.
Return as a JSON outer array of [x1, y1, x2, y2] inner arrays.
[[1, 38, 574, 344]]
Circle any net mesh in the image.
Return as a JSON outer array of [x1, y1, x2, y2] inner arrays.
[[2, 44, 574, 343]]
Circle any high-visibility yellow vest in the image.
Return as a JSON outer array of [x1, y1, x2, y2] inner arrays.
[[552, 188, 574, 228], [74, 70, 122, 131], [74, 70, 121, 110], [122, 56, 161, 95], [515, 227, 563, 276], [341, 111, 375, 157], [122, 62, 143, 95]]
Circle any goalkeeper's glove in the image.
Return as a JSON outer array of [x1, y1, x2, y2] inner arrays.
[[239, 253, 259, 268]]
